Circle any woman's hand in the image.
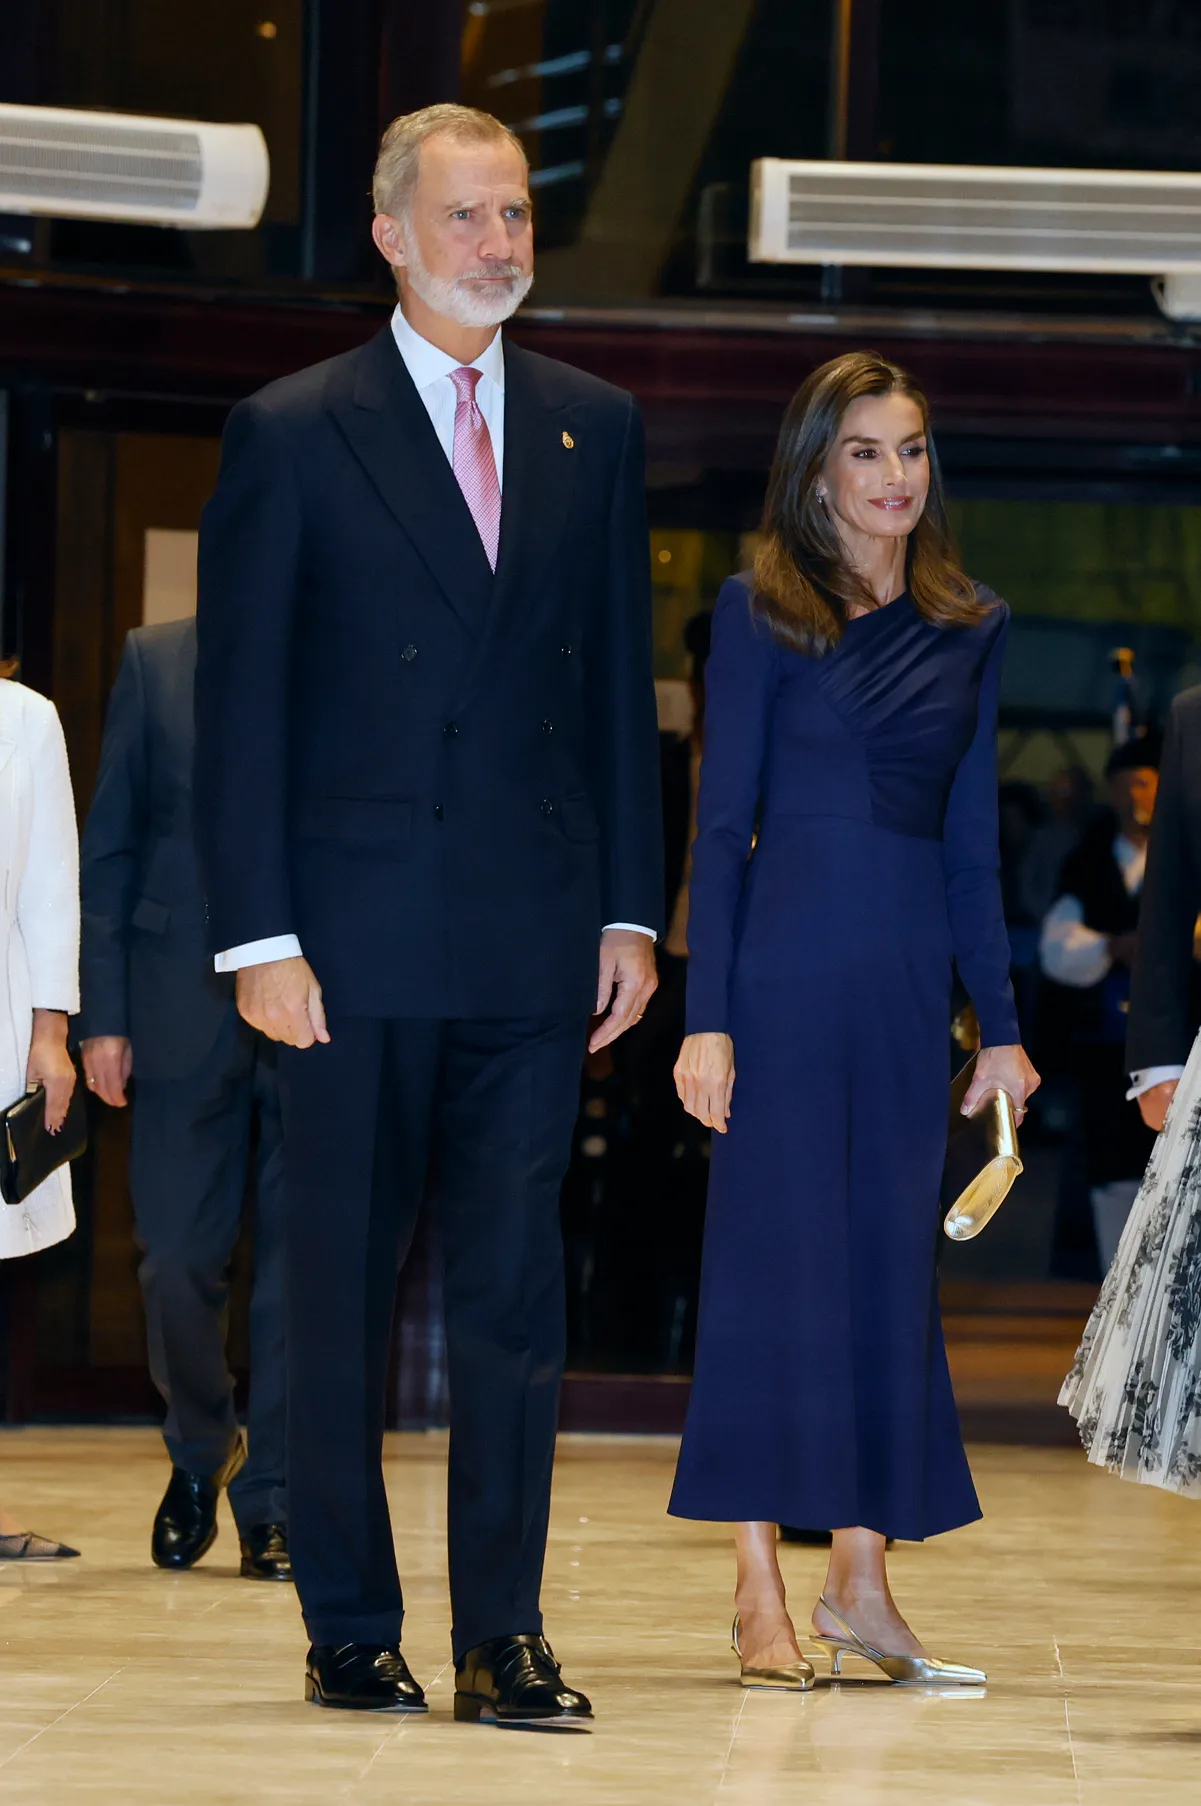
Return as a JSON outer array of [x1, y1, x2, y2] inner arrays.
[[963, 1043, 1041, 1124], [26, 1009, 77, 1134], [675, 1032, 735, 1132]]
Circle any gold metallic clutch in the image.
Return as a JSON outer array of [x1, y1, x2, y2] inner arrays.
[[941, 1053, 1023, 1242]]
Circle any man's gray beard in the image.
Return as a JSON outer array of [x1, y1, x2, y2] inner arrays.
[[404, 236, 533, 328]]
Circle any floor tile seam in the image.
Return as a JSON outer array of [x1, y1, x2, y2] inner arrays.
[[0, 1669, 126, 1772], [1060, 1696, 1085, 1803], [339, 1657, 455, 1791]]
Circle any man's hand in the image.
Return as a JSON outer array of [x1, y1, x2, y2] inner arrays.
[[81, 1036, 133, 1109], [1138, 1079, 1178, 1133], [589, 929, 657, 1053], [236, 955, 330, 1048], [674, 1032, 735, 1133]]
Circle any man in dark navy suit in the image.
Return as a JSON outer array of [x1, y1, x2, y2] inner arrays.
[[79, 618, 290, 1582], [194, 105, 663, 1721]]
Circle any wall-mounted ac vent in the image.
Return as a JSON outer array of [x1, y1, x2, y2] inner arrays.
[[0, 103, 269, 229], [750, 158, 1201, 319]]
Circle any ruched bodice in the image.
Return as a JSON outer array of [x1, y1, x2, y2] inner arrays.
[[685, 577, 1018, 1049]]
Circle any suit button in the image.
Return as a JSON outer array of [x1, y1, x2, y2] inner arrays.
[[560, 643, 573, 657], [434, 803, 444, 821], [444, 722, 459, 738], [541, 798, 554, 816], [402, 644, 418, 662], [541, 719, 554, 735]]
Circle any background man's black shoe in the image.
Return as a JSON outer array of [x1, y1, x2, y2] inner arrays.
[[454, 1634, 592, 1725], [778, 1526, 894, 1549], [239, 1522, 292, 1581], [305, 1644, 427, 1712], [151, 1438, 246, 1570]]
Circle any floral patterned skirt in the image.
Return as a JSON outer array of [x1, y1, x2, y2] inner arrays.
[[1060, 1028, 1201, 1495]]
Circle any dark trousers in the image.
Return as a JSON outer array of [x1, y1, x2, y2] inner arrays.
[[131, 1011, 286, 1535], [278, 1014, 586, 1659]]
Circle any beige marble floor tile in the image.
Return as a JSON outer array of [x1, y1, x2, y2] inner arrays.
[[0, 1428, 1196, 1802]]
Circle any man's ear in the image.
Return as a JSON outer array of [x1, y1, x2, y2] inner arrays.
[[371, 214, 407, 271]]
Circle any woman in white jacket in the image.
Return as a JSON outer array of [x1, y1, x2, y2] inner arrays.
[[0, 667, 81, 1559]]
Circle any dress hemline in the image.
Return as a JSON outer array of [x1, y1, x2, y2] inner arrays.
[[666, 1495, 983, 1544]]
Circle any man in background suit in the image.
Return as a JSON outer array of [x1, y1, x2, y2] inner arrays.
[[79, 618, 290, 1582], [194, 103, 663, 1722], [1128, 687, 1201, 1130]]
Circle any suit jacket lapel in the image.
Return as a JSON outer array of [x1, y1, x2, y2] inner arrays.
[[455, 341, 581, 706], [328, 327, 494, 634]]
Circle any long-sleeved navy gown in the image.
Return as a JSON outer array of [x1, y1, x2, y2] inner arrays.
[[668, 574, 1018, 1540]]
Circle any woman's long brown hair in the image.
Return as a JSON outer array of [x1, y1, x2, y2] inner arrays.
[[752, 350, 988, 655]]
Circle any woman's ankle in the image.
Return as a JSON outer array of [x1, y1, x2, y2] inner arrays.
[[735, 1583, 790, 1617]]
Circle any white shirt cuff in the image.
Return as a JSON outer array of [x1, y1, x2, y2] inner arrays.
[[1127, 1065, 1186, 1100], [214, 934, 303, 973], [216, 924, 654, 973]]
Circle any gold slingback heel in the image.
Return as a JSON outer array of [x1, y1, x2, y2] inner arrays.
[[732, 1614, 816, 1691], [811, 1596, 986, 1686]]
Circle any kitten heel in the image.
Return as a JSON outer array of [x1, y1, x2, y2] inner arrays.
[[732, 1613, 816, 1692], [813, 1595, 985, 1686]]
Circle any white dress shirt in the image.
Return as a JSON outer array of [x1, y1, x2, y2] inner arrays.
[[215, 307, 651, 973]]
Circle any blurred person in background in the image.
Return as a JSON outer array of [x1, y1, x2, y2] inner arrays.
[[0, 660, 81, 1561], [1040, 735, 1160, 1267], [614, 609, 713, 1370], [998, 780, 1045, 1038], [1020, 765, 1095, 924], [1126, 688, 1201, 1135], [79, 621, 289, 1583]]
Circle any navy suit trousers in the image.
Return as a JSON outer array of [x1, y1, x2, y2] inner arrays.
[[279, 1014, 587, 1658], [132, 1011, 286, 1533]]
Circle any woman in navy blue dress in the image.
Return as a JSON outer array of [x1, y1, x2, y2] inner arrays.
[[670, 352, 1039, 1688]]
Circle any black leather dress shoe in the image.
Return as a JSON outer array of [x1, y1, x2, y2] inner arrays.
[[239, 1522, 292, 1581], [779, 1526, 894, 1550], [305, 1644, 428, 1712], [151, 1438, 246, 1570], [454, 1634, 592, 1726]]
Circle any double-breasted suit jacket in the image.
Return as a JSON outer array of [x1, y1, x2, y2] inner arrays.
[[195, 325, 664, 1014], [80, 620, 234, 1078]]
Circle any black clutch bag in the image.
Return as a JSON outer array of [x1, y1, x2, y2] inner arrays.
[[0, 1083, 88, 1206], [941, 1053, 1023, 1242]]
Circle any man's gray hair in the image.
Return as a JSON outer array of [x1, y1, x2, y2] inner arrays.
[[372, 104, 529, 222]]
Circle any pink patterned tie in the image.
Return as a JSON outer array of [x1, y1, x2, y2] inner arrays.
[[449, 365, 501, 571]]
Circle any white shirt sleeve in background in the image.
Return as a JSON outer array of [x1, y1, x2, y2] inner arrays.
[[1039, 895, 1113, 988]]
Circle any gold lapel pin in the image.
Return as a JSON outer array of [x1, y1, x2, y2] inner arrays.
[[562, 430, 575, 449]]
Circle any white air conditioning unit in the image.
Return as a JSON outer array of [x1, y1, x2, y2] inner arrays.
[[750, 158, 1201, 320], [0, 103, 269, 229]]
